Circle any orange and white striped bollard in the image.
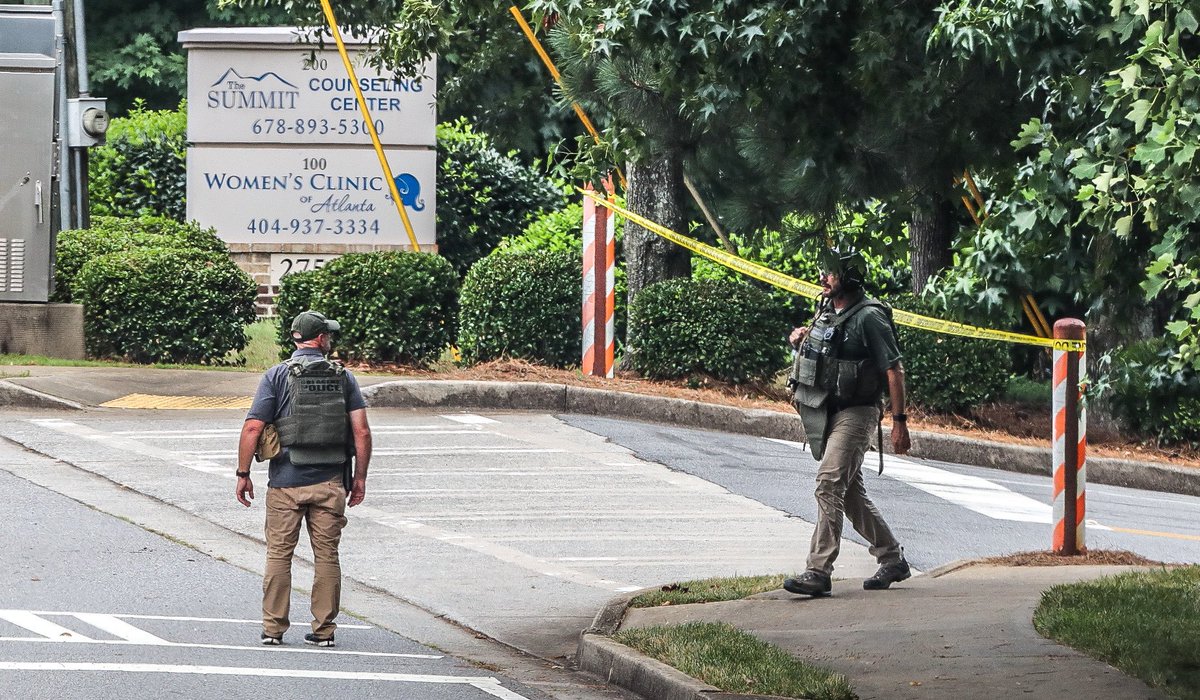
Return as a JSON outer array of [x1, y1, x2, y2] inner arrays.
[[582, 185, 615, 378], [1052, 319, 1087, 555]]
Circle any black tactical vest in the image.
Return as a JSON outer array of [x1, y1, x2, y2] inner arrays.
[[790, 296, 890, 410], [274, 356, 349, 466]]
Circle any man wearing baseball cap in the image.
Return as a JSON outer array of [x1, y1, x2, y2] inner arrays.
[[235, 310, 372, 648]]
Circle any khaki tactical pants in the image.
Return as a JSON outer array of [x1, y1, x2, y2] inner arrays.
[[806, 405, 902, 575], [262, 478, 347, 638]]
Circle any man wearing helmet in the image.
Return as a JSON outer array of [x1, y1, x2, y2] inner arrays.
[[782, 248, 912, 597]]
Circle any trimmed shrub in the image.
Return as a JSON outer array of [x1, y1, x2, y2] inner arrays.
[[74, 248, 256, 363], [305, 252, 459, 366], [889, 293, 1012, 413], [273, 268, 326, 358], [628, 278, 791, 383], [458, 250, 582, 367], [54, 216, 225, 302], [499, 202, 629, 347], [89, 101, 187, 221], [1104, 338, 1200, 445], [436, 118, 562, 276]]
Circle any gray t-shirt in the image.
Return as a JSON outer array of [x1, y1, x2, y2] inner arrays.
[[246, 348, 367, 488]]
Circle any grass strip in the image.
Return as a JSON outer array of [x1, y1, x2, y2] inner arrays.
[[629, 574, 786, 607], [615, 621, 855, 700], [1034, 565, 1200, 699]]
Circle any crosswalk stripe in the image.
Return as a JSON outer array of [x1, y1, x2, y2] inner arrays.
[[72, 614, 169, 645], [0, 611, 90, 641]]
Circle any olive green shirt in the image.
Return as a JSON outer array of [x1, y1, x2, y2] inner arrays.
[[836, 296, 903, 374]]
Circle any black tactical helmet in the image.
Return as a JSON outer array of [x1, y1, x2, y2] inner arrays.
[[819, 247, 868, 292]]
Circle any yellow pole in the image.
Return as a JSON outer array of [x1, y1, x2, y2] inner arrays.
[[317, 0, 421, 251]]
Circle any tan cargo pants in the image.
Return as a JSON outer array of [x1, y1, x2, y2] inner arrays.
[[262, 477, 347, 638], [806, 405, 902, 575]]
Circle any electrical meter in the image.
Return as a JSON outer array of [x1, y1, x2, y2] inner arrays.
[[67, 97, 109, 146]]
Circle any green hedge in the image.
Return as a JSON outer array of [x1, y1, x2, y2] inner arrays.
[[1104, 338, 1200, 445], [889, 293, 1012, 413], [499, 202, 628, 347], [88, 101, 187, 221], [273, 268, 324, 358], [628, 278, 790, 383], [457, 250, 582, 367], [436, 118, 562, 276], [74, 247, 256, 363], [278, 252, 459, 366], [54, 216, 225, 302]]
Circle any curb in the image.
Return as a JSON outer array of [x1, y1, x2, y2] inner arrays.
[[0, 380, 83, 411], [363, 379, 1200, 497], [577, 588, 801, 700]]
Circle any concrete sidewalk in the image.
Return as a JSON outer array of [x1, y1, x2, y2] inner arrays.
[[2, 363, 1198, 497], [581, 563, 1164, 700], [0, 363, 1185, 699]]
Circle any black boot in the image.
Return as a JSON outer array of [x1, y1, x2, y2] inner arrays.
[[863, 559, 911, 590], [783, 570, 832, 597]]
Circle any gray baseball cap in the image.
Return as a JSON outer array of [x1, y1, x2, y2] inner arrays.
[[290, 311, 341, 342]]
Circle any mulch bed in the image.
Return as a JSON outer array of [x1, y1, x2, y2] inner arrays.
[[977, 550, 1167, 567]]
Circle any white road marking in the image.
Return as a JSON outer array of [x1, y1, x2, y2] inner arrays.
[[29, 420, 225, 476], [440, 414, 500, 424], [0, 663, 530, 698], [0, 611, 90, 641], [768, 438, 1054, 523], [359, 506, 635, 591], [18, 612, 369, 628], [0, 637, 441, 658], [171, 447, 566, 460], [72, 614, 169, 644]]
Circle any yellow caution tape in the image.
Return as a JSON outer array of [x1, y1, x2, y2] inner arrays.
[[582, 189, 1076, 350]]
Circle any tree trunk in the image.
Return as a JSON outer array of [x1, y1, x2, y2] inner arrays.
[[909, 195, 955, 294], [624, 154, 691, 298], [621, 153, 691, 365]]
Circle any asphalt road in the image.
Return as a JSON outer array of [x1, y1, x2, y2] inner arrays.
[[3, 404, 1197, 700], [561, 415, 1200, 569], [0, 463, 542, 700]]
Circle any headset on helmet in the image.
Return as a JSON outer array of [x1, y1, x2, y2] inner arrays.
[[820, 247, 868, 292]]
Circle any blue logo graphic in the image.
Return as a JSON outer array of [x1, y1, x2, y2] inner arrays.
[[392, 173, 426, 211], [210, 68, 299, 89]]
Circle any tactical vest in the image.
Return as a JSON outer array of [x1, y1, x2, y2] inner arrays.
[[274, 356, 349, 466], [790, 296, 890, 411]]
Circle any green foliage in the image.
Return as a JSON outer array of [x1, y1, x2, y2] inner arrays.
[[628, 278, 790, 383], [615, 622, 855, 700], [88, 102, 187, 221], [55, 216, 226, 302], [930, 1, 1200, 368], [73, 248, 256, 364], [499, 201, 629, 346], [1035, 566, 1200, 699], [457, 250, 582, 367], [889, 293, 1012, 413], [435, 118, 563, 276], [88, 0, 294, 113], [273, 269, 326, 358], [1102, 338, 1200, 446], [303, 252, 459, 366], [628, 575, 786, 608], [692, 217, 910, 322]]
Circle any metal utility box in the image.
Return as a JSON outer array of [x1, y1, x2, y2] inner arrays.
[[0, 4, 57, 302]]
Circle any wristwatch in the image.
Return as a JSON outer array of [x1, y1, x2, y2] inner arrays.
[[236, 470, 251, 478], [891, 414, 908, 422]]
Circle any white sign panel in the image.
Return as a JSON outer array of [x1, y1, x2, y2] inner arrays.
[[187, 47, 435, 146], [186, 146, 435, 247]]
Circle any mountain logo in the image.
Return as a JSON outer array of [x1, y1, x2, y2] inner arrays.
[[211, 68, 298, 89]]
